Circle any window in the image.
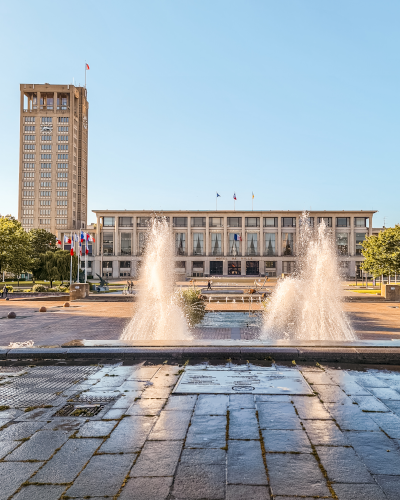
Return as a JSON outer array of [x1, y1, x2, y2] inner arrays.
[[58, 145, 68, 150], [229, 233, 241, 256], [41, 154, 51, 159], [40, 200, 51, 206], [103, 233, 114, 255], [24, 126, 35, 132], [336, 217, 350, 228], [121, 233, 132, 255], [119, 217, 133, 227], [209, 217, 223, 227], [138, 232, 146, 255], [137, 217, 150, 227], [23, 172, 34, 178], [23, 191, 34, 197], [57, 200, 67, 206], [282, 217, 296, 227], [39, 219, 51, 225], [24, 163, 35, 169], [57, 182, 68, 187], [24, 135, 35, 141], [41, 172, 51, 178], [57, 209, 67, 215], [41, 117, 52, 123], [58, 117, 69, 123], [355, 217, 368, 228], [336, 233, 348, 255], [282, 233, 295, 255], [41, 145, 51, 150], [22, 219, 33, 225], [173, 217, 187, 227], [24, 145, 35, 150], [191, 217, 206, 227], [58, 135, 69, 141], [23, 209, 34, 215], [211, 233, 222, 255], [40, 191, 51, 197], [265, 261, 276, 268], [264, 233, 276, 256], [210, 261, 223, 275], [24, 154, 35, 159], [41, 135, 52, 141], [23, 200, 34, 206], [57, 191, 68, 197], [245, 217, 259, 227], [265, 261, 276, 277], [264, 217, 278, 228], [23, 181, 34, 187], [355, 233, 366, 256], [58, 126, 69, 132], [193, 233, 204, 255], [40, 209, 50, 215], [120, 261, 131, 268], [300, 217, 314, 227], [228, 261, 241, 275], [175, 233, 186, 255], [317, 217, 332, 227], [24, 117, 35, 123], [283, 261, 295, 273], [227, 217, 242, 227], [57, 163, 68, 169], [103, 217, 115, 227], [40, 163, 51, 169], [102, 261, 113, 269], [57, 172, 68, 178], [57, 154, 68, 159], [246, 233, 258, 256]]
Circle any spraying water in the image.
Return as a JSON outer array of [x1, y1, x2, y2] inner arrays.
[[121, 217, 191, 341], [262, 212, 356, 341]]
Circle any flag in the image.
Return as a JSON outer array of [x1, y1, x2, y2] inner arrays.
[[86, 63, 90, 70], [70, 235, 74, 256], [252, 192, 254, 199], [64, 235, 69, 243], [216, 193, 221, 198], [74, 234, 79, 242], [79, 239, 82, 256], [57, 239, 61, 245], [80, 231, 85, 242], [233, 193, 237, 200], [234, 234, 238, 241]]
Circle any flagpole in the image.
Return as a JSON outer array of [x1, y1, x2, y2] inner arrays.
[[85, 62, 86, 88], [85, 235, 88, 284], [77, 236, 80, 284], [69, 232, 73, 287], [216, 193, 217, 211]]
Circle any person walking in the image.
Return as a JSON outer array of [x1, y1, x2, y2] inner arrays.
[[207, 280, 212, 290], [2, 285, 7, 298]]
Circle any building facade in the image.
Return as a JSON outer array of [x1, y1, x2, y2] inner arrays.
[[18, 83, 89, 233], [67, 210, 375, 279]]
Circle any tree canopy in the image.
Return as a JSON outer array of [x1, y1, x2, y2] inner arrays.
[[362, 226, 400, 277], [28, 228, 57, 280]]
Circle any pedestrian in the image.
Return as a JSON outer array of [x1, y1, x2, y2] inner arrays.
[[2, 285, 7, 298], [207, 280, 212, 290]]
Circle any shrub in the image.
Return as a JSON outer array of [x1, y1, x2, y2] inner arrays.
[[32, 284, 47, 293], [180, 288, 205, 326], [4, 285, 13, 292]]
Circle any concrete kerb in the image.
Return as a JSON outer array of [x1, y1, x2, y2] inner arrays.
[[297, 347, 361, 363]]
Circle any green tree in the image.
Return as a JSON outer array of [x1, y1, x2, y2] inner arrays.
[[0, 216, 22, 278], [6, 226, 32, 286], [39, 250, 77, 287], [362, 226, 400, 278], [39, 251, 59, 288], [28, 229, 57, 282]]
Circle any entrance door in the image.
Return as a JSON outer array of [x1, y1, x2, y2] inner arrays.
[[246, 261, 259, 275], [210, 261, 223, 275], [228, 261, 241, 275]]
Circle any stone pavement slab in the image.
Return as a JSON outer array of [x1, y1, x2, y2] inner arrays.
[[229, 409, 259, 439], [194, 394, 229, 415], [262, 429, 312, 453], [76, 420, 116, 437], [33, 438, 102, 483], [126, 397, 167, 415], [303, 420, 348, 446], [99, 415, 156, 453], [374, 475, 400, 500], [65, 453, 134, 498], [185, 415, 226, 448], [131, 440, 183, 476], [333, 483, 387, 500], [227, 440, 267, 485], [0, 462, 43, 500], [173, 463, 226, 500], [226, 485, 270, 499], [0, 421, 45, 440], [148, 410, 192, 440], [5, 430, 69, 461], [267, 454, 331, 497], [324, 403, 380, 431], [257, 402, 302, 429], [317, 446, 375, 483], [12, 484, 67, 500], [119, 476, 173, 500]]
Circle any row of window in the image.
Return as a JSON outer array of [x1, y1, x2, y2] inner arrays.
[[24, 117, 70, 124], [102, 216, 369, 228]]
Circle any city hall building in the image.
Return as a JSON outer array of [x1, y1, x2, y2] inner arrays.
[[67, 210, 376, 279]]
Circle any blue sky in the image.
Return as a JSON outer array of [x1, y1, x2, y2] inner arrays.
[[0, 1, 399, 227]]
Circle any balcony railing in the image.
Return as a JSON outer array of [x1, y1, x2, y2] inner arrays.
[[264, 251, 277, 256], [211, 250, 223, 256], [246, 250, 259, 256]]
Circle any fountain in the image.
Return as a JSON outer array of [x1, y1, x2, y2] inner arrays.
[[262, 213, 356, 341], [121, 217, 191, 341]]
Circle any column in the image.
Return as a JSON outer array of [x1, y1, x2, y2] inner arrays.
[[295, 216, 299, 256], [205, 216, 209, 257], [277, 217, 282, 256], [259, 215, 263, 274], [187, 216, 191, 257], [349, 216, 354, 257], [241, 259, 246, 275], [223, 260, 228, 275], [223, 216, 228, 256], [112, 260, 119, 279], [368, 216, 373, 237], [114, 216, 119, 256], [241, 217, 246, 256], [132, 216, 137, 256], [204, 259, 210, 275], [96, 216, 101, 256]]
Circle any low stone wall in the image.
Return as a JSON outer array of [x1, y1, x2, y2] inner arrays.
[[4, 292, 69, 299]]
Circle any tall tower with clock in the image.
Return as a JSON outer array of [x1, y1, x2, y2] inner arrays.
[[18, 83, 89, 236]]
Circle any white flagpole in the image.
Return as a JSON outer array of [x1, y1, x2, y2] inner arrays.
[[69, 233, 73, 286], [76, 235, 80, 283], [85, 62, 86, 88], [216, 193, 217, 211]]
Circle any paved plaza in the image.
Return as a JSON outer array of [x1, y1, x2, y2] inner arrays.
[[0, 360, 400, 499], [0, 299, 400, 347]]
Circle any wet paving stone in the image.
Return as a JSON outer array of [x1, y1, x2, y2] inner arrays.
[[226, 484, 270, 499], [302, 371, 336, 385], [76, 420, 116, 437], [317, 446, 375, 483], [262, 429, 312, 453], [33, 438, 102, 483], [102, 407, 127, 419], [368, 387, 400, 400], [185, 415, 226, 448], [99, 415, 156, 453], [255, 395, 292, 403], [351, 396, 390, 412], [353, 374, 391, 388], [380, 399, 400, 416], [312, 385, 353, 403], [374, 475, 400, 500], [227, 440, 268, 485], [109, 391, 143, 408], [15, 407, 55, 422], [119, 380, 149, 391], [42, 418, 84, 434], [0, 439, 20, 459], [12, 484, 67, 500], [303, 420, 348, 446], [0, 462, 43, 500], [229, 394, 255, 410], [149, 410, 192, 440], [141, 386, 174, 399], [126, 365, 161, 379], [346, 431, 400, 475], [0, 421, 45, 440], [194, 394, 229, 415], [180, 448, 226, 465], [131, 440, 183, 476], [257, 403, 302, 430], [324, 403, 380, 431], [119, 476, 172, 500], [332, 483, 387, 499], [292, 396, 332, 419], [229, 409, 259, 440], [164, 395, 197, 411], [126, 397, 167, 415], [66, 453, 134, 498], [267, 454, 331, 497], [5, 430, 69, 461], [368, 412, 400, 439], [173, 463, 226, 499]]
